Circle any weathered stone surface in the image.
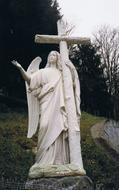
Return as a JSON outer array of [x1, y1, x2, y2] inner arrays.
[[25, 176, 93, 190], [28, 164, 86, 178], [91, 120, 119, 161]]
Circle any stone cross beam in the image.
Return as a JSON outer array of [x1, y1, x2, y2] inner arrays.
[[35, 34, 90, 45]]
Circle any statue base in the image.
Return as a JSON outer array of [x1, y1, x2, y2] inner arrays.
[[25, 176, 93, 190], [28, 164, 86, 178]]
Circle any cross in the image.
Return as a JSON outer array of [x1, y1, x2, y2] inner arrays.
[[35, 20, 90, 61], [34, 19, 90, 169]]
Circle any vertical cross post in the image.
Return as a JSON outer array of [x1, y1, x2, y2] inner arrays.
[[57, 20, 84, 167]]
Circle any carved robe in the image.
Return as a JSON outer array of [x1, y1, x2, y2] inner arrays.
[[28, 67, 70, 165]]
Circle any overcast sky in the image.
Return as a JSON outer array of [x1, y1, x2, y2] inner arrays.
[[57, 0, 119, 37]]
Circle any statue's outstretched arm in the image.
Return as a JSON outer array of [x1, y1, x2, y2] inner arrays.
[[11, 60, 31, 85]]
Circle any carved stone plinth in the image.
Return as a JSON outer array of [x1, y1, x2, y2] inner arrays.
[[25, 176, 93, 190], [28, 164, 86, 178]]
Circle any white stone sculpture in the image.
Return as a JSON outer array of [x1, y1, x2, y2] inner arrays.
[[12, 19, 90, 178]]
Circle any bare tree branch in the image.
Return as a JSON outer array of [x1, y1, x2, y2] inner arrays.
[[93, 25, 119, 96]]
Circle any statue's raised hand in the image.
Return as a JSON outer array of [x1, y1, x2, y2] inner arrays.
[[11, 60, 22, 70], [11, 60, 31, 84]]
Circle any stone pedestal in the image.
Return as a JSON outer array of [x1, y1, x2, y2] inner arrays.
[[25, 176, 93, 190], [28, 164, 86, 178]]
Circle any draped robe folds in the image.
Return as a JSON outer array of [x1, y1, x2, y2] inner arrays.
[[28, 68, 70, 165]]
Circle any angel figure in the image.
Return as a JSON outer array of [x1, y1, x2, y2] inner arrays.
[[12, 50, 86, 178]]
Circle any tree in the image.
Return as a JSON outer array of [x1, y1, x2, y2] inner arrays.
[[93, 26, 119, 120], [0, 0, 60, 98], [93, 26, 119, 96], [70, 44, 110, 117]]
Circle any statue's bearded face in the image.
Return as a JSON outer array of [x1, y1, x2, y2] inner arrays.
[[48, 51, 58, 64]]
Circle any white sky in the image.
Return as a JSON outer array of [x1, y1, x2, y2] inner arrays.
[[57, 0, 119, 37]]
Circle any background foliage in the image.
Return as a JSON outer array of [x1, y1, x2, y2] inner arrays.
[[70, 43, 119, 120], [0, 0, 60, 98]]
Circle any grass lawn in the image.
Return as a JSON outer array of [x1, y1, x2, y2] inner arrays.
[[0, 111, 119, 187]]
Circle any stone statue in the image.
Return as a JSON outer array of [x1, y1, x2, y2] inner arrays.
[[12, 19, 91, 178], [12, 50, 86, 177]]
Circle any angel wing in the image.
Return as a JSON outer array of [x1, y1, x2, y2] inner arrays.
[[25, 56, 42, 138], [27, 56, 42, 74]]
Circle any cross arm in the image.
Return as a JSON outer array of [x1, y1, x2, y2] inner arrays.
[[35, 34, 90, 45]]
